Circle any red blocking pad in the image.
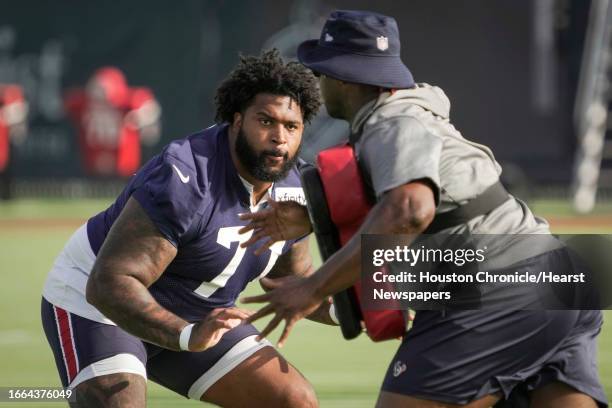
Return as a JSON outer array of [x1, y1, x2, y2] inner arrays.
[[316, 144, 407, 341]]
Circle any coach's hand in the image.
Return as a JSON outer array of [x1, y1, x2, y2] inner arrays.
[[238, 200, 312, 256], [188, 307, 252, 352], [241, 275, 323, 347]]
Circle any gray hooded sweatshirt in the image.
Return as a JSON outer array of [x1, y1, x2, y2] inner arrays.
[[350, 83, 553, 261]]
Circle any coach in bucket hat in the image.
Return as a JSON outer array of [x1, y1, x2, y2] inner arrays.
[[244, 8, 610, 408], [297, 10, 414, 89]]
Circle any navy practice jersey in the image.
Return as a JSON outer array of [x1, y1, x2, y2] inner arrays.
[[86, 124, 307, 321]]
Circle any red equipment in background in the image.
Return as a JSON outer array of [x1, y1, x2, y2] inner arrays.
[[65, 67, 161, 177], [0, 84, 28, 173], [300, 144, 409, 342], [0, 84, 28, 200]]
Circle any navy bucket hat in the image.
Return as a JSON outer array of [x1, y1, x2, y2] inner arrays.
[[297, 10, 414, 89]]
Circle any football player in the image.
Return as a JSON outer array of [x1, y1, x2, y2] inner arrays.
[[41, 49, 330, 407]]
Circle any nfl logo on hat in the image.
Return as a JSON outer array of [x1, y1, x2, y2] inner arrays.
[[376, 36, 389, 51]]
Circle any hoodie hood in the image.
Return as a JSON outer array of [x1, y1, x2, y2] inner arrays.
[[398, 83, 451, 118], [351, 83, 451, 134]]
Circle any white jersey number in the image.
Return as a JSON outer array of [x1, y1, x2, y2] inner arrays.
[[193, 226, 284, 298]]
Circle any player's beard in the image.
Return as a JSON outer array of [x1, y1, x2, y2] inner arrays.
[[235, 125, 300, 182]]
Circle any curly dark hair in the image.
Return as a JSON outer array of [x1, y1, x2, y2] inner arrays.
[[215, 49, 321, 124]]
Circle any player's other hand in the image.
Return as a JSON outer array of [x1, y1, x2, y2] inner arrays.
[[189, 307, 252, 352], [238, 200, 312, 256], [241, 275, 323, 348]]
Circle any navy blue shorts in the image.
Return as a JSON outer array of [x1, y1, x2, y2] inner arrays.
[[382, 309, 608, 407], [41, 297, 270, 400]]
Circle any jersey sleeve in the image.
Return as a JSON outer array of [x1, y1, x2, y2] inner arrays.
[[357, 116, 442, 205], [131, 151, 206, 247]]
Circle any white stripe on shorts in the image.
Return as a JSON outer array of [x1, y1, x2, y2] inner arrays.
[[69, 353, 147, 389], [187, 335, 273, 400], [66, 310, 80, 377]]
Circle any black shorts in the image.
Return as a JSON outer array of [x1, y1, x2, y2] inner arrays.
[[382, 309, 608, 407], [41, 297, 271, 400]]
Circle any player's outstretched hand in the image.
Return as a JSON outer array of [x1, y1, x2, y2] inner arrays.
[[238, 200, 312, 256], [189, 307, 252, 352], [241, 275, 323, 347]]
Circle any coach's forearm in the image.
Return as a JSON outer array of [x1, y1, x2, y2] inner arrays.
[[87, 274, 187, 351], [309, 232, 362, 299], [310, 182, 435, 299]]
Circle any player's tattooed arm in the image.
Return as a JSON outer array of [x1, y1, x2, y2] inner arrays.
[[262, 239, 336, 325], [86, 197, 249, 351], [86, 197, 186, 350]]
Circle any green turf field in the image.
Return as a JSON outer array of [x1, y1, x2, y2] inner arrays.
[[0, 198, 610, 407]]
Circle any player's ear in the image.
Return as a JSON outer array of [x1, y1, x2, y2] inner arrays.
[[231, 112, 243, 131]]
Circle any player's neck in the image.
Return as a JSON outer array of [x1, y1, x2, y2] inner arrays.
[[228, 142, 271, 204], [241, 175, 272, 205], [234, 164, 272, 204]]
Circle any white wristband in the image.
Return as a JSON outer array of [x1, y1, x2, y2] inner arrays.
[[329, 303, 339, 325], [179, 323, 195, 351]]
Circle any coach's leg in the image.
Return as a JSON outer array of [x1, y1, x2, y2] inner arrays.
[[202, 346, 317, 408], [375, 391, 500, 408], [70, 373, 146, 408], [530, 382, 598, 408]]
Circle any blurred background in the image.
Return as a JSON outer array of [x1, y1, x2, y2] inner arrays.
[[0, 0, 609, 203], [0, 0, 611, 407]]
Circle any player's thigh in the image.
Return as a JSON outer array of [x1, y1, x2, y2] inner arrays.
[[41, 297, 148, 406], [146, 323, 317, 407], [70, 372, 146, 408], [530, 382, 598, 408], [376, 391, 500, 408], [203, 345, 317, 408]]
